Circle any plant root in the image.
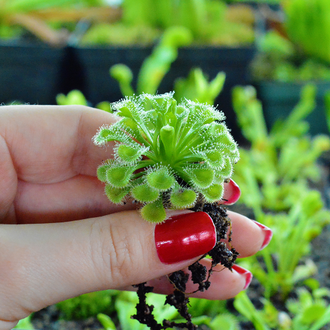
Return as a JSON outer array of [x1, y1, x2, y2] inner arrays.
[[131, 202, 239, 329]]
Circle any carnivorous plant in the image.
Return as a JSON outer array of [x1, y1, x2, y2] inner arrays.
[[93, 92, 239, 222]]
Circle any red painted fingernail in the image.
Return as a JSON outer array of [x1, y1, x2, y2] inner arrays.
[[232, 264, 253, 290], [254, 221, 273, 251], [221, 179, 241, 205], [155, 212, 216, 264]]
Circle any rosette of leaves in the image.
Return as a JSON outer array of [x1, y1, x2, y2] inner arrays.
[[93, 92, 239, 223]]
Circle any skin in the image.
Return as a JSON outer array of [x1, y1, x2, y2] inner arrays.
[[0, 105, 268, 329]]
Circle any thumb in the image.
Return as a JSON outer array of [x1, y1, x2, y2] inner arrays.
[[0, 210, 216, 325]]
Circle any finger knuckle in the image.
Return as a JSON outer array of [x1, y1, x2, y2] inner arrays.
[[88, 219, 138, 287]]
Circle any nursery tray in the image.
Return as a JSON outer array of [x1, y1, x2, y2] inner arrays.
[[256, 81, 330, 136], [70, 45, 153, 104], [0, 41, 65, 105], [70, 45, 255, 141]]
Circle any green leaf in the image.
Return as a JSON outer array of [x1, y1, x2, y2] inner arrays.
[[120, 118, 151, 147], [97, 161, 114, 182], [300, 304, 326, 324], [203, 149, 225, 169], [145, 293, 178, 321], [105, 185, 130, 204], [110, 64, 134, 97], [116, 144, 148, 163], [14, 314, 34, 329], [219, 158, 233, 178], [208, 72, 226, 102], [201, 183, 224, 203], [97, 313, 116, 330], [146, 167, 175, 191], [185, 166, 214, 189], [216, 133, 237, 150], [170, 189, 197, 208], [131, 183, 159, 202], [175, 105, 189, 118], [310, 305, 330, 330], [137, 26, 193, 94], [116, 106, 133, 119], [208, 122, 227, 135], [114, 99, 142, 123], [5, 0, 78, 13], [303, 278, 320, 291], [233, 292, 270, 330], [115, 299, 147, 330], [209, 314, 239, 330], [96, 101, 112, 113], [56, 90, 88, 106], [140, 199, 167, 223], [106, 166, 136, 187], [160, 124, 175, 158], [93, 124, 131, 146], [121, 117, 139, 131]]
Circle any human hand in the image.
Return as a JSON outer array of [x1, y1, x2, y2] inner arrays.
[[0, 105, 272, 329]]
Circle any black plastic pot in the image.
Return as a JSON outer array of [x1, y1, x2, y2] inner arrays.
[[174, 47, 255, 139], [71, 45, 153, 104], [71, 45, 255, 140], [0, 41, 255, 141], [256, 81, 330, 136], [0, 41, 65, 104]]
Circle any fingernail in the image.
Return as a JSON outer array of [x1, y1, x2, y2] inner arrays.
[[254, 221, 273, 250], [155, 212, 216, 264], [221, 179, 241, 205], [232, 264, 253, 290]]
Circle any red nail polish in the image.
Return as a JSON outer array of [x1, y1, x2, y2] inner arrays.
[[221, 179, 241, 205], [232, 264, 253, 290], [254, 221, 273, 250], [155, 212, 216, 264]]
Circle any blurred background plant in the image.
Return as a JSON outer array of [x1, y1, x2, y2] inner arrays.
[[229, 83, 330, 328], [0, 0, 256, 47], [250, 29, 330, 83], [56, 290, 116, 320], [251, 0, 330, 83], [0, 0, 121, 46], [95, 26, 228, 106], [250, 0, 330, 136], [232, 83, 330, 288], [80, 0, 255, 47], [109, 26, 193, 96]]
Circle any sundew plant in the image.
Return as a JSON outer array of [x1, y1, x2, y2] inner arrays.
[[93, 92, 239, 222]]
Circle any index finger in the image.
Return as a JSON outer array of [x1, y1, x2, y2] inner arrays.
[[0, 105, 117, 183]]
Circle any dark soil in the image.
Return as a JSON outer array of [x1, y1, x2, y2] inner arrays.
[[31, 305, 102, 330], [311, 224, 330, 291], [312, 156, 330, 293]]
